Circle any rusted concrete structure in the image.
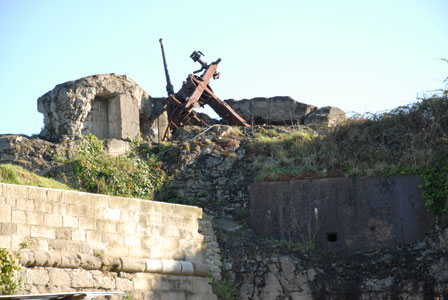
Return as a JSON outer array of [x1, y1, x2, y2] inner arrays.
[[250, 175, 429, 252]]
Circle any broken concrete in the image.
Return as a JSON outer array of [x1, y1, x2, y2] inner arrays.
[[37, 74, 168, 143], [225, 96, 346, 126]]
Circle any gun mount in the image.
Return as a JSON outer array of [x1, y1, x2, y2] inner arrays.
[[159, 39, 249, 140]]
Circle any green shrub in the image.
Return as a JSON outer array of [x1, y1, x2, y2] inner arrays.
[[211, 278, 238, 300], [71, 134, 166, 200]]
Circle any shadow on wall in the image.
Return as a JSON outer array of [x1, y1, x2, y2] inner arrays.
[[250, 175, 429, 253]]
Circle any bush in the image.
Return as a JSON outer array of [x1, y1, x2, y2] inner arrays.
[[71, 134, 166, 200]]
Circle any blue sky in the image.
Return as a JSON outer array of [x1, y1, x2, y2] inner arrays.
[[1, 0, 447, 135]]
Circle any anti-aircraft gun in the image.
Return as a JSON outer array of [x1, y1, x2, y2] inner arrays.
[[159, 38, 249, 140]]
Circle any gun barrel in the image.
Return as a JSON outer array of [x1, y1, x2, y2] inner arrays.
[[159, 38, 175, 96]]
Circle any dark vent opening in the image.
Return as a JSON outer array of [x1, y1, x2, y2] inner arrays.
[[327, 232, 338, 242]]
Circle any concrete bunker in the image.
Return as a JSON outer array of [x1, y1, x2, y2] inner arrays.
[[250, 175, 430, 253], [82, 93, 140, 140]]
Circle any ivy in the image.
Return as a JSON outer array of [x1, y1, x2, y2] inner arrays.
[[421, 165, 448, 218]]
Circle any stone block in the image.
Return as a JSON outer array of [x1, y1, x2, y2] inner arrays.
[[124, 235, 141, 247], [150, 247, 164, 259], [49, 240, 90, 254], [145, 259, 162, 273], [129, 246, 147, 258], [180, 261, 194, 275], [162, 238, 180, 250], [60, 252, 81, 268], [108, 196, 128, 210], [31, 226, 55, 239], [34, 200, 52, 213], [55, 228, 72, 240], [98, 220, 117, 233], [121, 257, 145, 272], [0, 205, 11, 222], [47, 190, 63, 202], [0, 183, 3, 196], [161, 259, 182, 274], [133, 276, 151, 290], [78, 216, 97, 230], [72, 229, 86, 241], [29, 239, 49, 251], [49, 269, 71, 287], [4, 184, 28, 199], [5, 197, 15, 206], [164, 227, 181, 238], [86, 230, 102, 243], [62, 191, 79, 204], [78, 253, 102, 269], [26, 211, 43, 225], [126, 199, 141, 211], [44, 214, 63, 227], [102, 207, 121, 221], [62, 216, 78, 228], [0, 223, 17, 235], [33, 250, 50, 266], [52, 203, 69, 215], [71, 269, 94, 288], [25, 268, 49, 286], [12, 210, 26, 224], [117, 222, 136, 235], [27, 187, 47, 201], [172, 204, 202, 220], [116, 277, 133, 291], [149, 214, 162, 225], [92, 272, 116, 290], [0, 235, 11, 248]]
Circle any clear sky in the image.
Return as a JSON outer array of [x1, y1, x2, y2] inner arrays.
[[1, 0, 447, 135]]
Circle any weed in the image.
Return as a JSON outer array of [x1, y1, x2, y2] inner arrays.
[[211, 277, 238, 300]]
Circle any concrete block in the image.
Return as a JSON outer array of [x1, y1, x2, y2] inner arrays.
[[26, 211, 43, 225], [0, 235, 11, 248], [12, 210, 26, 224], [31, 226, 56, 239], [79, 216, 96, 230], [52, 203, 69, 215], [27, 186, 47, 200], [0, 205, 11, 222], [46, 190, 63, 202], [49, 269, 71, 287], [44, 214, 63, 227], [62, 216, 78, 228], [72, 229, 86, 241], [62, 190, 79, 204]]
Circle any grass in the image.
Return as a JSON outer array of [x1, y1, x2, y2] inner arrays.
[[248, 96, 448, 180], [0, 164, 71, 190]]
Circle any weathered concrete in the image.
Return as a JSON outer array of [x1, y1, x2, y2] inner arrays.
[[250, 175, 429, 252], [225, 96, 346, 126], [37, 74, 169, 143]]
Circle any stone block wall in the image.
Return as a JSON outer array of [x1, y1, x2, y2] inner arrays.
[[0, 183, 219, 299]]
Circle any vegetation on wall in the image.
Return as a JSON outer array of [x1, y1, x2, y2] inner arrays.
[[71, 134, 166, 200], [0, 242, 30, 295], [248, 96, 448, 217]]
